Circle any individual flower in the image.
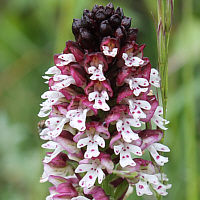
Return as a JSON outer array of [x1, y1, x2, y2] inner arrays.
[[40, 152, 73, 183], [150, 68, 161, 87], [74, 122, 110, 158], [38, 91, 65, 117], [113, 138, 142, 167], [152, 106, 170, 130], [85, 80, 113, 111], [147, 143, 170, 166], [66, 95, 97, 131], [75, 153, 114, 188]]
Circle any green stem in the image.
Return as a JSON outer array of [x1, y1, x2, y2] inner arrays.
[[156, 0, 173, 199]]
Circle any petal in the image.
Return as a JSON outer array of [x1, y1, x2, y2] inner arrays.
[[129, 101, 146, 119], [71, 196, 91, 200], [75, 164, 93, 173], [114, 143, 123, 155], [77, 137, 90, 148], [127, 144, 142, 156], [120, 151, 136, 167], [45, 66, 61, 75], [51, 77, 76, 90], [42, 141, 59, 150], [67, 109, 87, 131], [102, 46, 118, 57], [41, 91, 64, 99], [147, 145, 169, 166], [88, 91, 99, 101], [122, 53, 144, 67], [94, 135, 105, 148], [43, 145, 65, 163], [85, 143, 100, 158], [88, 65, 106, 81], [152, 143, 170, 152], [134, 100, 151, 110], [136, 180, 153, 196], [152, 183, 172, 196], [150, 68, 161, 88], [97, 167, 105, 184], [79, 171, 97, 188], [133, 78, 149, 87]]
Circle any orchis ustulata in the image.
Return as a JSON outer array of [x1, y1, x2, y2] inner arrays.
[[38, 3, 171, 199]]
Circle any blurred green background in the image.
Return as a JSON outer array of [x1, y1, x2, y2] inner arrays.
[[0, 0, 199, 199]]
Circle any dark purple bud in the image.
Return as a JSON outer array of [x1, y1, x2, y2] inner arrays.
[[81, 9, 95, 30], [114, 26, 127, 42], [72, 18, 82, 38], [115, 6, 124, 18], [79, 28, 96, 49], [94, 8, 107, 22], [109, 14, 121, 29], [104, 2, 114, 17], [92, 4, 99, 13], [126, 28, 138, 42], [121, 17, 131, 30], [99, 20, 113, 36]]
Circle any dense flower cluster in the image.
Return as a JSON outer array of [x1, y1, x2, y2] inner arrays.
[[38, 3, 171, 199]]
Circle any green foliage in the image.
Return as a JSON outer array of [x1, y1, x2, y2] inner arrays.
[[0, 0, 199, 199]]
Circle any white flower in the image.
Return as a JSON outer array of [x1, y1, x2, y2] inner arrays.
[[51, 74, 76, 91], [40, 159, 73, 183], [136, 172, 171, 196], [56, 53, 76, 66], [42, 141, 65, 163], [66, 108, 89, 131], [147, 143, 170, 166], [38, 91, 65, 117], [77, 131, 105, 159], [116, 117, 140, 142], [45, 116, 70, 138], [122, 53, 144, 67], [42, 66, 62, 84], [102, 45, 118, 57], [88, 88, 110, 111], [128, 99, 151, 120], [152, 106, 169, 130], [124, 77, 149, 96], [114, 141, 142, 167], [88, 64, 106, 81], [75, 160, 105, 188], [150, 68, 161, 87]]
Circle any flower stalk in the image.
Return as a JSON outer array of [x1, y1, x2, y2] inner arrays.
[[156, 1, 173, 200], [157, 0, 173, 134], [38, 3, 172, 199]]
